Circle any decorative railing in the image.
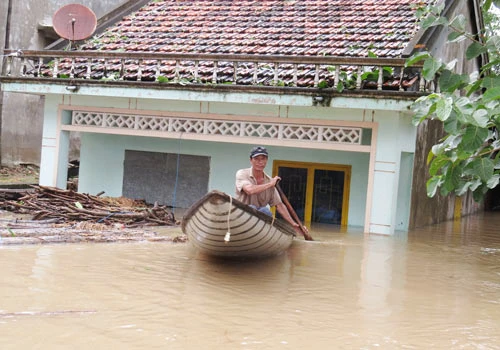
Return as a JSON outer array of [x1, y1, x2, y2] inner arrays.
[[1, 49, 430, 93], [71, 110, 363, 145]]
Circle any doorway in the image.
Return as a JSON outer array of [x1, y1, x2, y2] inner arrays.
[[273, 161, 351, 226]]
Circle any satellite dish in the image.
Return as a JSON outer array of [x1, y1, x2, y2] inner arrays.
[[53, 4, 97, 41]]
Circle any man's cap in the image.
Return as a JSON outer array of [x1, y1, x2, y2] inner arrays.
[[250, 146, 268, 158]]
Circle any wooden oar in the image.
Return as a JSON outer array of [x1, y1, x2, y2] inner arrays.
[[275, 182, 313, 241]]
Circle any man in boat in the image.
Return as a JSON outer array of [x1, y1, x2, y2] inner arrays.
[[235, 146, 308, 235]]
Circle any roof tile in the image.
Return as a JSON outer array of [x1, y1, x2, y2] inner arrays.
[[82, 0, 422, 59]]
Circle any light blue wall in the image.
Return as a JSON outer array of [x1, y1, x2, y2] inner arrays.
[[78, 134, 369, 227]]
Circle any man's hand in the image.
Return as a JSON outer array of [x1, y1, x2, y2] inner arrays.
[[270, 176, 281, 186], [292, 223, 308, 236]]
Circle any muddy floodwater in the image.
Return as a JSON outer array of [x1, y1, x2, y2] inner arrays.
[[1, 212, 499, 349]]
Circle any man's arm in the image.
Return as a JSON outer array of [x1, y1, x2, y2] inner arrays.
[[241, 176, 280, 195]]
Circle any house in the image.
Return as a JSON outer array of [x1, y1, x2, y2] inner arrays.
[[0, 0, 485, 234]]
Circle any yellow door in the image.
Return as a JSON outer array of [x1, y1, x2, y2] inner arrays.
[[273, 161, 351, 226]]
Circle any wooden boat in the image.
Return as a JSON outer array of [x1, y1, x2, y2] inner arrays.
[[181, 190, 296, 258]]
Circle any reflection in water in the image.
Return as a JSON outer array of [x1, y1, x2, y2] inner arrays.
[[0, 212, 499, 349]]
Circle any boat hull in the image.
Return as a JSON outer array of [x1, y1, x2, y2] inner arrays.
[[181, 190, 296, 258]]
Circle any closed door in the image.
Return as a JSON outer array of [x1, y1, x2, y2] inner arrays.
[[274, 161, 350, 226], [312, 169, 344, 224]]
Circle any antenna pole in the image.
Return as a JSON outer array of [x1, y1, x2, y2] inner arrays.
[[71, 18, 76, 50]]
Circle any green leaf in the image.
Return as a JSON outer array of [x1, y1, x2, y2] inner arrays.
[[318, 80, 329, 88], [448, 31, 466, 43], [440, 183, 451, 197], [423, 57, 443, 80], [429, 156, 450, 176], [487, 174, 500, 189], [435, 96, 453, 121], [469, 178, 482, 191], [431, 142, 446, 157], [405, 52, 430, 67], [443, 134, 462, 150], [411, 96, 437, 125], [461, 125, 488, 152], [449, 14, 466, 32], [455, 96, 472, 108], [420, 16, 438, 29], [383, 66, 393, 76], [75, 202, 83, 209], [481, 76, 500, 89], [157, 76, 169, 83], [466, 42, 488, 60], [472, 184, 489, 202], [421, 15, 448, 29], [450, 163, 464, 186], [442, 164, 462, 194], [455, 100, 475, 124], [466, 79, 482, 96], [427, 150, 435, 165], [455, 149, 472, 163], [486, 35, 500, 52], [336, 81, 345, 93], [443, 112, 459, 133], [480, 58, 500, 73], [445, 59, 458, 71], [430, 3, 446, 15], [361, 71, 378, 82], [493, 140, 500, 156], [438, 70, 469, 92], [426, 176, 443, 197], [456, 180, 472, 196], [483, 87, 500, 103], [484, 0, 492, 11], [471, 108, 490, 128], [472, 158, 494, 182]]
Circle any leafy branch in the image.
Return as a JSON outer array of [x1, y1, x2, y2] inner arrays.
[[407, 2, 500, 202]]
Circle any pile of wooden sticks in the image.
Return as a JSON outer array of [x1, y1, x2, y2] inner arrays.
[[0, 185, 176, 228]]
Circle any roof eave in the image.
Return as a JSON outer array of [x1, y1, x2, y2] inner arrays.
[[0, 77, 425, 103]]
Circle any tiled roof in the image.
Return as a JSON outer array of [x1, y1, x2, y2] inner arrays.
[[15, 0, 427, 91], [82, 0, 421, 58]]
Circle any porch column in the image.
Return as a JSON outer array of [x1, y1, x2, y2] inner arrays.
[[366, 118, 402, 235], [369, 157, 400, 234], [39, 104, 70, 189]]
